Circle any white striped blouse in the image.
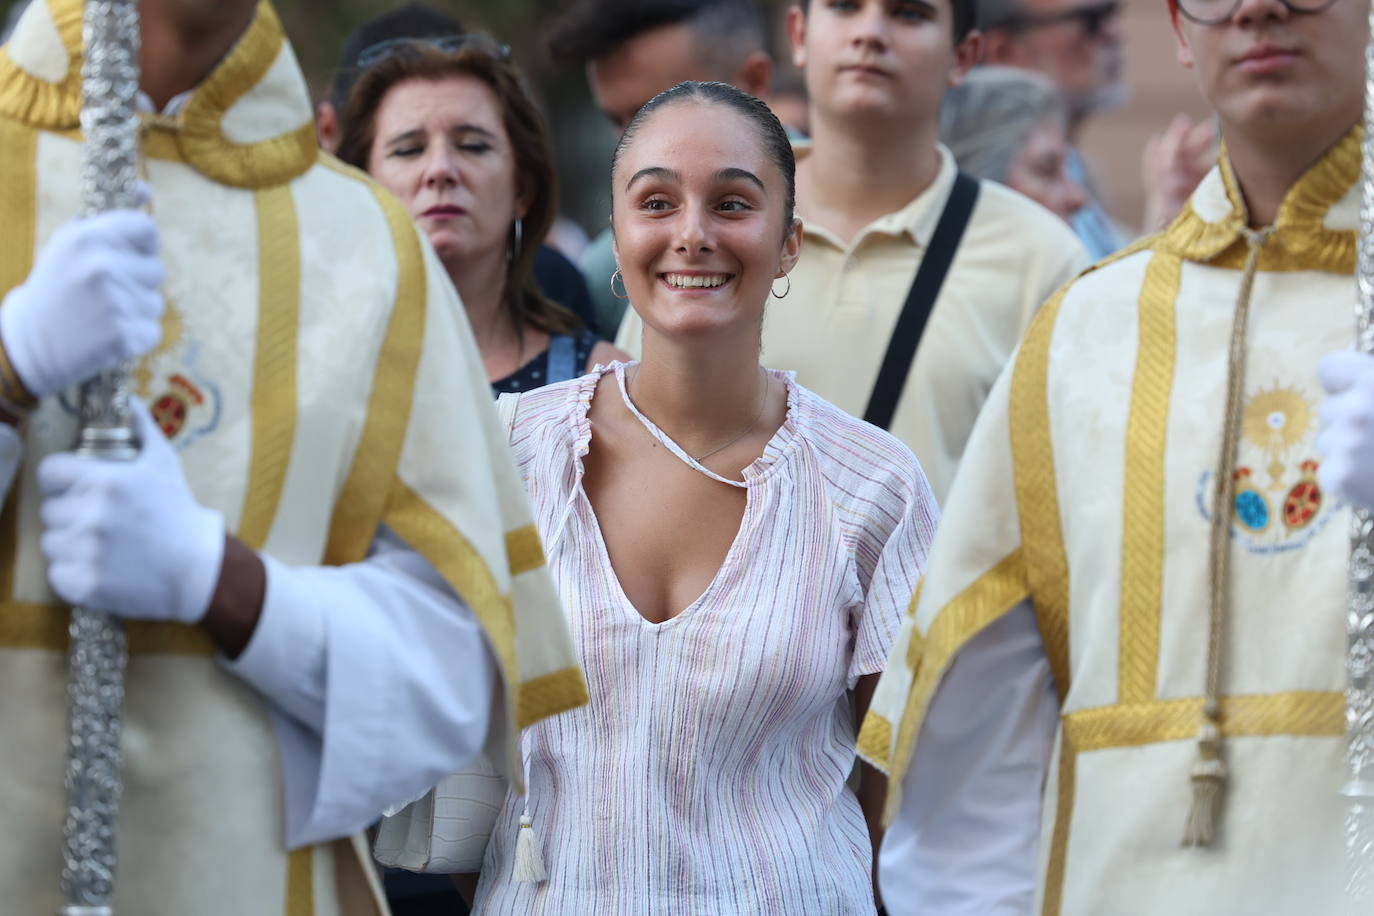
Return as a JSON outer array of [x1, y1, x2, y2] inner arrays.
[[473, 363, 939, 915]]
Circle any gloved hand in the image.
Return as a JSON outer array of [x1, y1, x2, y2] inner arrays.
[[1317, 349, 1374, 511], [37, 398, 225, 623], [1, 209, 164, 399]]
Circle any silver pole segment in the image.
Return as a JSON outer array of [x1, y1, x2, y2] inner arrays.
[[1345, 11, 1374, 909], [60, 2, 141, 913]]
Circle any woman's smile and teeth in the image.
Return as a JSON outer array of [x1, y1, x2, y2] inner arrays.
[[659, 271, 736, 292]]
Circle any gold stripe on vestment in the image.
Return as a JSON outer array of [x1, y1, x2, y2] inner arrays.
[[880, 548, 1029, 823], [505, 524, 546, 578], [1040, 730, 1076, 916], [286, 845, 313, 916], [0, 602, 213, 653], [1118, 253, 1181, 704], [237, 184, 300, 550], [321, 171, 425, 566], [1011, 290, 1072, 697], [0, 117, 35, 604], [1039, 690, 1342, 915], [856, 710, 893, 772]]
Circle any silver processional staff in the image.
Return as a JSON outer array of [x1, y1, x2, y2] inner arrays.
[[61, 0, 142, 913]]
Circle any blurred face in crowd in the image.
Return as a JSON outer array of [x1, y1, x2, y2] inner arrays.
[[588, 24, 718, 130], [1004, 115, 1089, 223], [985, 0, 1125, 117], [1171, 0, 1367, 143], [611, 101, 802, 342], [788, 0, 979, 129], [367, 76, 528, 273]]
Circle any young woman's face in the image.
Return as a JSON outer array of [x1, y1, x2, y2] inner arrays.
[[367, 75, 527, 270], [1005, 116, 1089, 224], [611, 101, 801, 342]]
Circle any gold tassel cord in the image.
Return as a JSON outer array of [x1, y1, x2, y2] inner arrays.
[[1183, 226, 1273, 848]]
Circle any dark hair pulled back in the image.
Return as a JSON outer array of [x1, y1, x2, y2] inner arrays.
[[337, 43, 581, 338], [612, 81, 796, 239]]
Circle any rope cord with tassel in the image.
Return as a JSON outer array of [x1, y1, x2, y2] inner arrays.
[[1183, 225, 1274, 848]]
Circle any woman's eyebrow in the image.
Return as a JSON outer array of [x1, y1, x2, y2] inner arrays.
[[715, 167, 764, 191], [451, 123, 499, 140], [384, 127, 424, 147], [626, 166, 679, 190]]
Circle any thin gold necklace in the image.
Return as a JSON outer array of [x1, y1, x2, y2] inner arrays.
[[628, 367, 770, 463]]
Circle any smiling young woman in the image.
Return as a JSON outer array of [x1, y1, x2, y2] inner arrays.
[[469, 82, 939, 914]]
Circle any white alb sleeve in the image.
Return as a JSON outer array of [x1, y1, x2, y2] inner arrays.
[[221, 525, 498, 849], [879, 601, 1058, 916]]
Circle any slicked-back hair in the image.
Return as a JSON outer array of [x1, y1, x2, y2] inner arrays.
[[337, 44, 582, 338], [548, 0, 767, 76], [611, 81, 796, 240], [800, 0, 979, 44]]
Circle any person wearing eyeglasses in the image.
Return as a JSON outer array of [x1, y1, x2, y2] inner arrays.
[[980, 0, 1126, 258], [336, 37, 625, 396], [860, 0, 1368, 908]]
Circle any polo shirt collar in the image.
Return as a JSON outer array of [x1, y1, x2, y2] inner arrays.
[[794, 141, 958, 251]]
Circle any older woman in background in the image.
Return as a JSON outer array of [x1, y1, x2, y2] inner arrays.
[[940, 66, 1089, 226], [338, 36, 623, 393]]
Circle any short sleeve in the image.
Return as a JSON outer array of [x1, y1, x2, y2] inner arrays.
[[847, 457, 940, 688]]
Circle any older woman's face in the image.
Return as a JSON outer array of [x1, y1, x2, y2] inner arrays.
[[611, 101, 801, 342], [367, 75, 525, 271], [1005, 116, 1088, 224]]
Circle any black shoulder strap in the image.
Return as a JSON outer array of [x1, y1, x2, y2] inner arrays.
[[862, 172, 981, 430]]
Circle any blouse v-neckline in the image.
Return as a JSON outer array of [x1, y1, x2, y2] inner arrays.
[[570, 362, 803, 627], [607, 361, 800, 488]]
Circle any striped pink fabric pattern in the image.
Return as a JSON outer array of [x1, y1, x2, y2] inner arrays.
[[473, 363, 939, 915]]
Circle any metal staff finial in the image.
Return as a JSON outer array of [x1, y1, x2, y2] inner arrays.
[[1343, 8, 1374, 910], [60, 1, 142, 913]]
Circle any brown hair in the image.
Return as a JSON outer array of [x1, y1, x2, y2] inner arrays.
[[337, 42, 581, 338]]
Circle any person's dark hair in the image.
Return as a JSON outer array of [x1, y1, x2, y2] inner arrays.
[[327, 3, 465, 113], [548, 0, 767, 75], [336, 43, 582, 338], [799, 0, 978, 44], [611, 81, 796, 240]]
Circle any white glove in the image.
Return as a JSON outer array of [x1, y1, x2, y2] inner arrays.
[[37, 398, 224, 623], [1, 209, 164, 399], [1317, 349, 1374, 511]]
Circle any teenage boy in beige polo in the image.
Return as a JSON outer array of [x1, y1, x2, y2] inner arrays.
[[617, 0, 1088, 502]]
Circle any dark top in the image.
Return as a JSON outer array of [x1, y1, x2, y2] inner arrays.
[[491, 327, 600, 395], [534, 245, 598, 335]]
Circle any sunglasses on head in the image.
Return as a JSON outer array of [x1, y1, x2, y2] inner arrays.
[[1004, 0, 1120, 35], [354, 34, 512, 71]]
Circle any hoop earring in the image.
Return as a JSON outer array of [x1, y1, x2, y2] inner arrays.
[[508, 218, 523, 264], [610, 268, 629, 300], [770, 271, 791, 299]]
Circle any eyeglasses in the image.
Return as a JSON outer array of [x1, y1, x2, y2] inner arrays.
[[1003, 0, 1120, 36], [354, 34, 512, 70], [1173, 0, 1336, 24]]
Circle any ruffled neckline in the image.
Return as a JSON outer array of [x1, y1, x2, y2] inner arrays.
[[566, 361, 803, 488]]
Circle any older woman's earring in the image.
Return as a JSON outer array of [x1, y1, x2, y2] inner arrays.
[[508, 219, 523, 263], [610, 268, 629, 300], [770, 271, 791, 299]]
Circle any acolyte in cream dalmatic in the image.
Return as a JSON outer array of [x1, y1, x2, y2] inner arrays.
[[0, 1, 585, 913], [861, 129, 1362, 914]]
